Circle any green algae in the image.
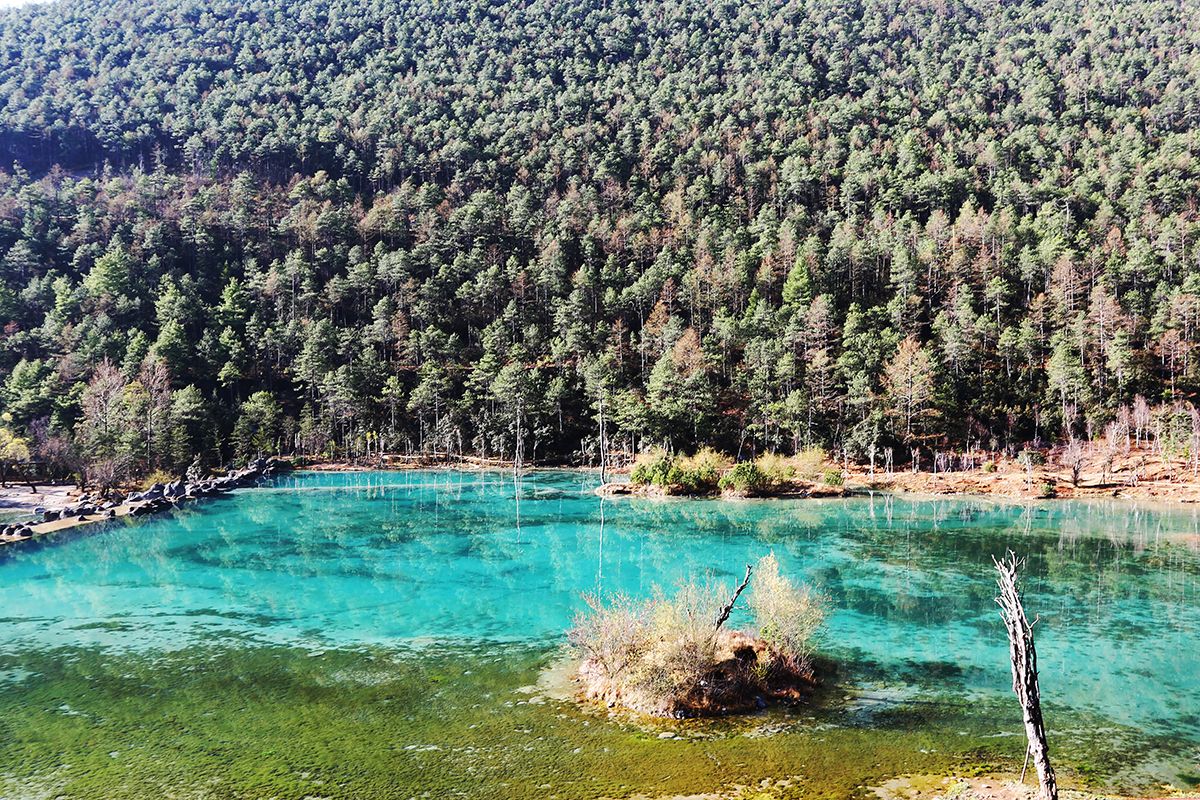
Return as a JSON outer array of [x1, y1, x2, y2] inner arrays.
[[0, 642, 1188, 800]]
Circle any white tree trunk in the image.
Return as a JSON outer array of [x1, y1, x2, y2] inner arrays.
[[995, 552, 1058, 800]]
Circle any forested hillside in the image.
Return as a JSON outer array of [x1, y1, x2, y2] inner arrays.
[[1, 0, 1200, 479]]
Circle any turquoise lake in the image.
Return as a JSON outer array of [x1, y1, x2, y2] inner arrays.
[[0, 469, 1198, 799]]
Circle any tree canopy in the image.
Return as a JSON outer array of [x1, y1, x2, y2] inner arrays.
[[1, 0, 1199, 475]]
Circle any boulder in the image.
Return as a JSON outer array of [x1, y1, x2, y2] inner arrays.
[[129, 502, 154, 517], [1, 523, 32, 542]]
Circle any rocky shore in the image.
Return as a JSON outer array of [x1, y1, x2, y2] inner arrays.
[[0, 458, 292, 547]]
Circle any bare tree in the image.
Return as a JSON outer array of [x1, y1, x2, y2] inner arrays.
[[1060, 439, 1085, 487], [994, 552, 1057, 800], [138, 357, 172, 469], [1102, 419, 1126, 485], [1190, 405, 1200, 478], [1133, 395, 1151, 448]]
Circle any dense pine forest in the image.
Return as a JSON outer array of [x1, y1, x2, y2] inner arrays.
[[1, 0, 1200, 482]]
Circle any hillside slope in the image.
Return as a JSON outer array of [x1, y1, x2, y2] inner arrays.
[[0, 0, 1199, 477]]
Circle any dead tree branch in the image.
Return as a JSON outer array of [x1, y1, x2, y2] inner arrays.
[[714, 564, 753, 631]]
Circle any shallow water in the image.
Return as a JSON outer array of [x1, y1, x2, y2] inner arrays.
[[0, 470, 1198, 798]]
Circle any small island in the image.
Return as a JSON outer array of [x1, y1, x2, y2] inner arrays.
[[601, 447, 849, 499], [568, 554, 824, 718]]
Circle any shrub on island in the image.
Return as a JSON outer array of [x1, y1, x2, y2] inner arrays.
[[628, 448, 834, 496], [629, 447, 731, 494], [568, 554, 825, 717], [629, 447, 674, 488], [717, 461, 769, 495]]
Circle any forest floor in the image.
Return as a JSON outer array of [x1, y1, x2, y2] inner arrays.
[[849, 444, 1200, 505]]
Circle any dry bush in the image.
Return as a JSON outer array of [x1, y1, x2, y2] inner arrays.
[[570, 575, 731, 714], [568, 593, 651, 688], [754, 452, 796, 485], [1058, 439, 1086, 486], [748, 554, 825, 675], [572, 559, 825, 716], [140, 468, 176, 489], [631, 578, 723, 703], [85, 456, 132, 498], [792, 447, 828, 480]]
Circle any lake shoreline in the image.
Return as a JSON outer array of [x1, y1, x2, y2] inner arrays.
[[0, 458, 289, 548], [283, 450, 1200, 505], [10, 445, 1200, 548]]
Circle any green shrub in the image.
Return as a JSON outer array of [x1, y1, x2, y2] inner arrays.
[[1038, 481, 1057, 498], [719, 461, 769, 493], [822, 469, 844, 486], [630, 447, 731, 494], [983, 461, 998, 473], [630, 448, 673, 487]]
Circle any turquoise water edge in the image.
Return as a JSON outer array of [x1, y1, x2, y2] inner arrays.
[[0, 469, 1197, 798]]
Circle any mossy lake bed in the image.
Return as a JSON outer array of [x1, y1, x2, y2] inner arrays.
[[0, 470, 1197, 798]]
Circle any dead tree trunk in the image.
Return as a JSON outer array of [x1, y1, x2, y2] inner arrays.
[[994, 552, 1058, 800]]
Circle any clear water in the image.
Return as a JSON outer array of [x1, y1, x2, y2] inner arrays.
[[1, 470, 1198, 798]]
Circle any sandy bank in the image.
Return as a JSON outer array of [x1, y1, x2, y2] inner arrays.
[[593, 443, 1200, 506]]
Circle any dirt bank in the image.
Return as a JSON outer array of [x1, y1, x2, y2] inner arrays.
[[301, 454, 535, 471], [850, 445, 1200, 504]]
